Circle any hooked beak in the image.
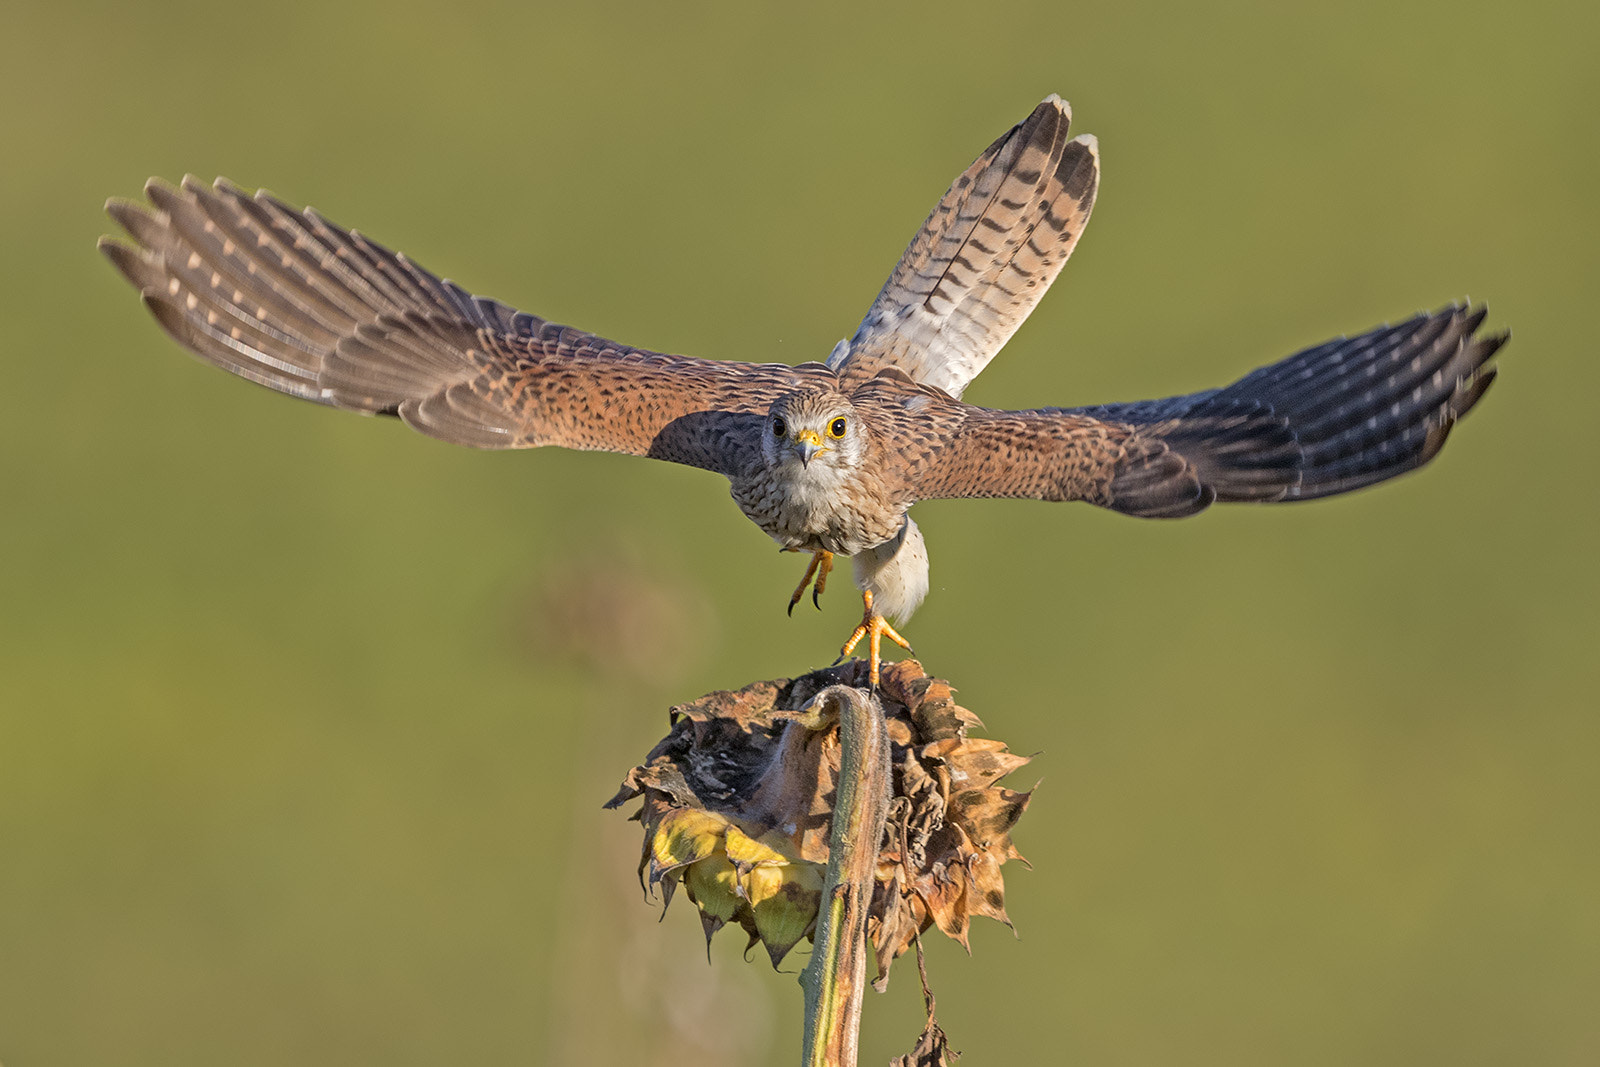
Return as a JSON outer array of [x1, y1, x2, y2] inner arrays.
[[794, 428, 827, 467]]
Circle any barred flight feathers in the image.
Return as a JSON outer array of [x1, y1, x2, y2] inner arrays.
[[833, 94, 1099, 398], [100, 176, 829, 472], [907, 305, 1503, 517]]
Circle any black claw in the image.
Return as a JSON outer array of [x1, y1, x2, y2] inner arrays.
[[787, 600, 796, 617], [812, 587, 823, 611]]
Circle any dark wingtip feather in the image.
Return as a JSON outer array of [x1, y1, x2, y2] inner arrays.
[[1282, 304, 1504, 498], [105, 196, 166, 250], [1057, 134, 1098, 204], [1027, 93, 1070, 130], [141, 175, 179, 201], [141, 178, 189, 220], [1448, 364, 1498, 425], [140, 290, 195, 349], [99, 236, 159, 292]]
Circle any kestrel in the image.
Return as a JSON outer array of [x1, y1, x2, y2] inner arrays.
[[101, 96, 1504, 684]]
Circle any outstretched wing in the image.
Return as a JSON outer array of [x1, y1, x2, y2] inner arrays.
[[900, 306, 1504, 516], [100, 176, 830, 474], [830, 95, 1098, 398]]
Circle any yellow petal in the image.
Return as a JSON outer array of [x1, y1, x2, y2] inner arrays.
[[683, 852, 742, 923], [649, 808, 729, 875]]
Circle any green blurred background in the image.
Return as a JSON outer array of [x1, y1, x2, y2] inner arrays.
[[3, 0, 1596, 1063]]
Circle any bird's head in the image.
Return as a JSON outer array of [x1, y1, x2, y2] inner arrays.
[[762, 389, 862, 473]]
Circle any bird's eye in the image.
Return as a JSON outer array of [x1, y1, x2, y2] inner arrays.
[[828, 417, 848, 439], [771, 417, 787, 437]]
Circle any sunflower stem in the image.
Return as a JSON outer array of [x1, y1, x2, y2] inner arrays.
[[799, 684, 892, 1067]]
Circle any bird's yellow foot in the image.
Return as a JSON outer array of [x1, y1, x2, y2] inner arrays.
[[836, 589, 913, 687], [786, 549, 834, 615]]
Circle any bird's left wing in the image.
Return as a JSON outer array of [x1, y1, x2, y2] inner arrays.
[[893, 305, 1503, 516], [100, 176, 828, 475], [830, 96, 1098, 398]]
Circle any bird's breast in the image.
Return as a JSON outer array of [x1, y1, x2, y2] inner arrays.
[[730, 463, 902, 555]]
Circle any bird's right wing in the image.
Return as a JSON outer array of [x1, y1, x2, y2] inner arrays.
[[829, 95, 1098, 398], [100, 176, 830, 475]]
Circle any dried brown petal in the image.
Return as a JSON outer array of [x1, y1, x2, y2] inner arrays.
[[947, 787, 1032, 851], [922, 736, 1032, 792]]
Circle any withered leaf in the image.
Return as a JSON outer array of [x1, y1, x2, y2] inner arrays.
[[891, 1013, 959, 1066]]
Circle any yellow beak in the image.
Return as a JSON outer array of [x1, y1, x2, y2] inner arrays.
[[794, 428, 827, 467]]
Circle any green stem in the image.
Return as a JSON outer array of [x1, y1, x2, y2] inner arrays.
[[799, 684, 892, 1067]]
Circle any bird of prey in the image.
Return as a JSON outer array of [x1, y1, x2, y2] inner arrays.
[[101, 96, 1503, 685]]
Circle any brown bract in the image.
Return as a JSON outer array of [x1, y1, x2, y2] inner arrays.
[[605, 660, 1033, 983]]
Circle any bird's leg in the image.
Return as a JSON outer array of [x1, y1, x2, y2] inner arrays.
[[811, 551, 833, 604], [836, 589, 913, 688], [786, 549, 834, 615]]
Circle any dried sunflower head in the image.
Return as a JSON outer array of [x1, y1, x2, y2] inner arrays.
[[606, 659, 1032, 983]]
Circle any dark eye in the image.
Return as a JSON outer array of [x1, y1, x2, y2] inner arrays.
[[828, 417, 848, 439], [771, 417, 787, 437]]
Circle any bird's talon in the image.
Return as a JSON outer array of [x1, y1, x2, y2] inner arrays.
[[786, 549, 833, 617], [838, 589, 913, 689]]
